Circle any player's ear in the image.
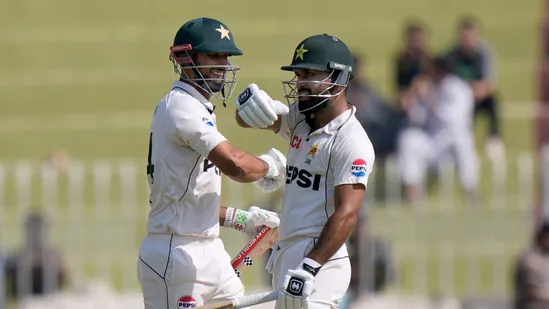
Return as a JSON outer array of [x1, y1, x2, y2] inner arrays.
[[179, 53, 199, 77], [182, 64, 198, 79]]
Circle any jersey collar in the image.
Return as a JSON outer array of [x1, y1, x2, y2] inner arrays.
[[172, 81, 215, 111], [310, 105, 356, 136]]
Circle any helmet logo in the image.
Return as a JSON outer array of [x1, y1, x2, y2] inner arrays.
[[294, 44, 308, 60], [216, 25, 231, 40]]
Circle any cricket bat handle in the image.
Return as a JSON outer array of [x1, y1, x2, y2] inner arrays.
[[194, 290, 279, 309], [234, 290, 279, 308]]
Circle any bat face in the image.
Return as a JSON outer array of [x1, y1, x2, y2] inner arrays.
[[232, 226, 279, 276]]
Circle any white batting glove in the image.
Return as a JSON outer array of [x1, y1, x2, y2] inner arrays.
[[255, 148, 287, 193], [253, 177, 284, 193], [278, 258, 321, 309], [223, 206, 279, 235], [259, 148, 286, 179], [247, 206, 280, 234], [235, 83, 289, 129]]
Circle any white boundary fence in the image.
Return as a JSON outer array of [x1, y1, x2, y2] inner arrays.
[[0, 149, 547, 308]]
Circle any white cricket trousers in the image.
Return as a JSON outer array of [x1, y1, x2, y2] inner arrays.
[[397, 127, 479, 192], [268, 238, 351, 309], [137, 234, 245, 309]]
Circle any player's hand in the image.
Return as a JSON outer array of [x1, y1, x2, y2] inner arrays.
[[255, 148, 286, 193], [235, 83, 289, 129], [258, 148, 286, 179], [278, 258, 321, 309], [245, 206, 280, 234], [253, 177, 283, 193], [223, 206, 279, 235]]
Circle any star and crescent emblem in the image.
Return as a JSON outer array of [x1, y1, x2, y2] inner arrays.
[[216, 24, 231, 40], [295, 44, 308, 60], [307, 144, 320, 159]]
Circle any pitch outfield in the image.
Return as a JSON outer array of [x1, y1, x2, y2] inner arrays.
[[0, 0, 540, 299]]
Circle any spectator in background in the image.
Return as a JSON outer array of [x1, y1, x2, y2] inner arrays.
[[393, 19, 433, 96], [445, 16, 505, 162], [4, 212, 68, 301], [513, 221, 549, 309], [397, 56, 479, 204], [45, 150, 71, 173], [348, 52, 405, 159]]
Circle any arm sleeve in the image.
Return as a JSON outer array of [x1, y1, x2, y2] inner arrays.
[[394, 54, 406, 92], [479, 42, 497, 84], [394, 53, 412, 92], [277, 103, 305, 140], [443, 49, 457, 73], [331, 136, 375, 188], [167, 99, 227, 158]]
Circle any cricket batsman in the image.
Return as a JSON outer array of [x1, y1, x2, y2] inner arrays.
[[137, 17, 289, 309], [235, 34, 375, 308]]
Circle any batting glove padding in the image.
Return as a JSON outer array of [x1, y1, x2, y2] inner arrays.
[[224, 206, 279, 235], [278, 258, 321, 309], [235, 83, 289, 129], [255, 148, 286, 193]]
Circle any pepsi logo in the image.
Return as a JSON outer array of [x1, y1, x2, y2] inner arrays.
[[350, 159, 367, 177], [178, 295, 196, 308]]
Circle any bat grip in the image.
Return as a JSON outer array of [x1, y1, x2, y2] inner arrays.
[[234, 291, 278, 308]]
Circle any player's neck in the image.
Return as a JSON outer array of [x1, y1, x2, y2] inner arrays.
[[312, 97, 350, 130], [179, 78, 211, 101]]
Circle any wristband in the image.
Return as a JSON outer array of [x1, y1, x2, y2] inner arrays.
[[223, 207, 235, 227], [301, 257, 322, 276]]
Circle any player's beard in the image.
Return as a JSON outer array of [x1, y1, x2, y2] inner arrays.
[[196, 68, 226, 93], [199, 80, 223, 93], [297, 88, 328, 115]]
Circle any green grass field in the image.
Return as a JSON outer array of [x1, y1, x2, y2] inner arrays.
[[0, 0, 542, 303]]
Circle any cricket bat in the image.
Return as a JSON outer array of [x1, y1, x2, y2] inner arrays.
[[231, 225, 279, 277], [194, 291, 278, 309]]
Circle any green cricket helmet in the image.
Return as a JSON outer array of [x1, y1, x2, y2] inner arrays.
[[281, 34, 354, 114], [169, 17, 243, 102]]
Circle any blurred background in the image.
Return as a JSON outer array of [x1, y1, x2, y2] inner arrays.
[[0, 0, 548, 308]]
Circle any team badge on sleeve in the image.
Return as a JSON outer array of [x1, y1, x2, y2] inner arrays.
[[351, 159, 367, 177]]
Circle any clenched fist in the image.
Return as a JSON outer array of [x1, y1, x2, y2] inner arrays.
[[235, 83, 289, 129]]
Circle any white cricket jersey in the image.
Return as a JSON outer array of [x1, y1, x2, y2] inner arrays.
[[276, 104, 375, 257], [146, 81, 227, 237], [425, 75, 475, 135]]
